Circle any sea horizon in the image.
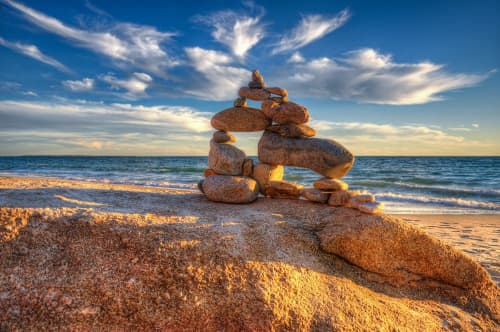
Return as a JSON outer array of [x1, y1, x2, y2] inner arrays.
[[2, 155, 499, 215]]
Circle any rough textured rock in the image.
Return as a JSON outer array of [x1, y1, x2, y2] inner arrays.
[[265, 87, 288, 97], [252, 69, 265, 85], [314, 178, 348, 191], [239, 87, 270, 101], [348, 193, 375, 207], [318, 211, 495, 290], [258, 131, 355, 178], [358, 201, 384, 214], [265, 181, 303, 199], [328, 190, 352, 206], [233, 97, 247, 107], [202, 175, 259, 203], [266, 123, 316, 138], [208, 140, 246, 175], [211, 107, 271, 132], [261, 99, 279, 119], [212, 131, 236, 143], [0, 177, 499, 331], [204, 169, 218, 177], [271, 96, 288, 103], [248, 81, 264, 89], [301, 188, 330, 203], [262, 101, 310, 124], [242, 159, 253, 177], [251, 163, 284, 194]]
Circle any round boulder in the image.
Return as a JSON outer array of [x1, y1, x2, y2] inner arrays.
[[202, 175, 259, 204]]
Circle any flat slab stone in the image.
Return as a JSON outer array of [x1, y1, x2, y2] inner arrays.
[[265, 180, 303, 199], [211, 107, 271, 132], [301, 188, 330, 203], [202, 175, 259, 204], [258, 131, 355, 178], [208, 140, 246, 175], [262, 101, 310, 124], [239, 87, 270, 101], [314, 178, 348, 191]]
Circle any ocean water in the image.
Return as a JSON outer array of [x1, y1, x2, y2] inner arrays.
[[0, 156, 499, 214]]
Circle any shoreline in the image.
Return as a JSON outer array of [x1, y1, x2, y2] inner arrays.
[[1, 175, 498, 215]]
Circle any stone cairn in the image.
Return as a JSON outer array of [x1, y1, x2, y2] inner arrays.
[[198, 70, 384, 214]]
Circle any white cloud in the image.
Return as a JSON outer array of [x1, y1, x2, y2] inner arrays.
[[288, 51, 305, 63], [184, 47, 250, 101], [62, 78, 95, 92], [472, 123, 480, 128], [308, 120, 500, 155], [100, 72, 152, 98], [272, 9, 350, 54], [3, 0, 178, 76], [283, 48, 489, 105], [22, 91, 38, 96], [0, 37, 70, 73], [195, 8, 265, 59], [0, 99, 212, 134]]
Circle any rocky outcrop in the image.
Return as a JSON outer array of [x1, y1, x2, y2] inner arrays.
[[202, 175, 259, 203], [318, 212, 494, 289], [258, 131, 355, 178], [1, 177, 498, 331]]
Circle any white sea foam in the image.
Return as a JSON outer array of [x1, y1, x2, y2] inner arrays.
[[377, 192, 500, 210]]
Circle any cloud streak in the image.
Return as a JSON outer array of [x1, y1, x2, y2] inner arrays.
[[284, 48, 488, 105], [63, 78, 95, 91], [3, 0, 178, 76], [272, 9, 350, 54], [194, 6, 265, 59], [0, 37, 70, 73], [184, 47, 250, 100], [100, 72, 153, 98]]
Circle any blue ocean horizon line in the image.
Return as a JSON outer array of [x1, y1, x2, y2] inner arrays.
[[1, 156, 499, 214]]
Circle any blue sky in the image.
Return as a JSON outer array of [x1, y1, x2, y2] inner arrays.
[[0, 0, 498, 155]]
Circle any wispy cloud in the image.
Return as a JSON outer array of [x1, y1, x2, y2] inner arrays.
[[309, 120, 498, 155], [0, 99, 212, 154], [100, 72, 152, 98], [194, 6, 265, 59], [283, 48, 489, 105], [0, 36, 70, 73], [184, 47, 249, 100], [272, 9, 350, 54], [63, 78, 95, 92], [288, 51, 305, 63], [3, 0, 178, 76]]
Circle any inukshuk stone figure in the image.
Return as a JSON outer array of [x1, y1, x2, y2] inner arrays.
[[198, 70, 384, 214]]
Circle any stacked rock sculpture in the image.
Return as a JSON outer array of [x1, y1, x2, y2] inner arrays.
[[198, 70, 384, 214]]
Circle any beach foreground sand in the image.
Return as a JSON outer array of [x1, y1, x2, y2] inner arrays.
[[1, 176, 499, 330]]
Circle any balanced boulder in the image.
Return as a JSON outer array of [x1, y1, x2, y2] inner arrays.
[[266, 123, 316, 138], [258, 131, 355, 178], [202, 175, 259, 204], [239, 87, 270, 101], [301, 188, 330, 203], [211, 107, 271, 132], [262, 101, 310, 124], [265, 180, 303, 199], [208, 140, 246, 175], [314, 178, 348, 191], [252, 163, 284, 194], [213, 131, 236, 143]]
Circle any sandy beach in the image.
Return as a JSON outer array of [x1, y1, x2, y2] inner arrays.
[[1, 176, 499, 330]]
